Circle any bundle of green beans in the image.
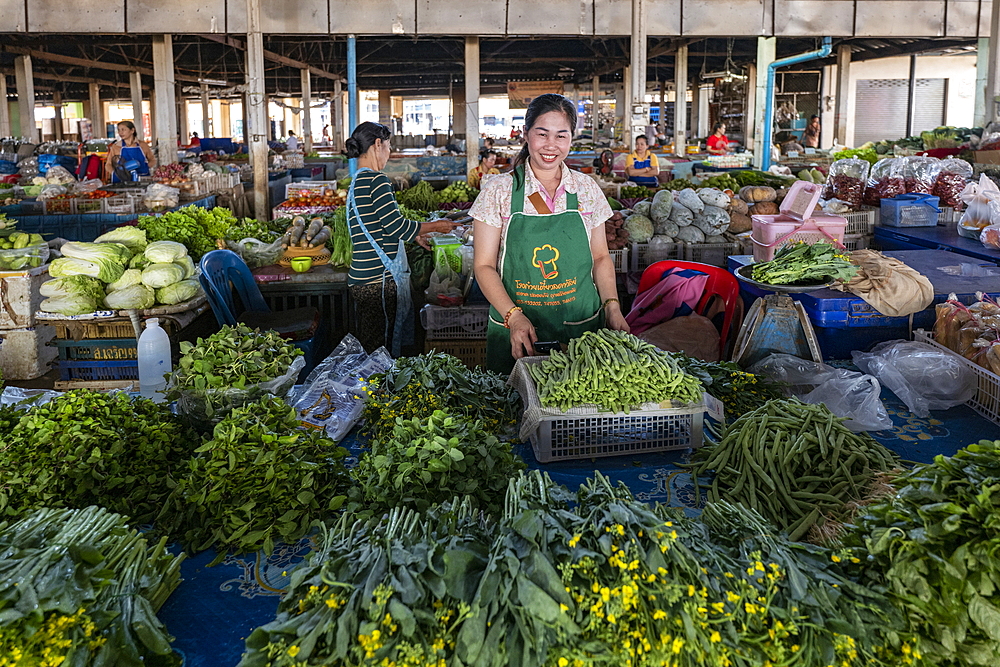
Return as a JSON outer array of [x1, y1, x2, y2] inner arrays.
[[686, 398, 899, 541], [526, 329, 703, 413]]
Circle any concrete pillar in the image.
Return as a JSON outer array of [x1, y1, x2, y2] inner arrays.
[[241, 93, 249, 144], [53, 91, 63, 141], [452, 85, 467, 139], [247, 0, 269, 219], [745, 63, 756, 150], [177, 89, 189, 143], [201, 83, 211, 138], [332, 79, 343, 151], [834, 44, 851, 146], [377, 88, 391, 128], [592, 75, 600, 133], [88, 83, 103, 139], [987, 0, 1000, 124], [673, 45, 688, 156], [0, 76, 10, 138], [14, 56, 36, 141], [219, 101, 232, 138], [152, 35, 177, 167], [627, 0, 647, 145], [697, 85, 710, 139], [976, 37, 991, 128], [129, 71, 144, 140], [752, 37, 776, 166], [301, 70, 313, 152], [689, 82, 701, 144], [465, 36, 480, 175]]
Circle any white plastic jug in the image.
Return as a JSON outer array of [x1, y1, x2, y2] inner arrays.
[[138, 318, 171, 402]]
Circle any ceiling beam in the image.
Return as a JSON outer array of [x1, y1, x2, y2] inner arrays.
[[1, 45, 204, 84], [0, 68, 148, 89], [198, 34, 343, 82]]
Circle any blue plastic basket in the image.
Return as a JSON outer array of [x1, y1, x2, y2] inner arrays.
[[57, 359, 138, 381], [880, 194, 940, 228]]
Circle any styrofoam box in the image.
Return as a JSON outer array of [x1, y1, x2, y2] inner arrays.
[[0, 325, 57, 380], [0, 265, 49, 330]]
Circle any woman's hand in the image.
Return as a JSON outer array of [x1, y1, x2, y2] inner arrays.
[[605, 302, 630, 333], [419, 219, 461, 236], [508, 310, 538, 359]]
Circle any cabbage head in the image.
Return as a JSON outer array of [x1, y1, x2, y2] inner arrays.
[[49, 256, 125, 284], [39, 275, 105, 302], [104, 284, 155, 310], [624, 214, 654, 243], [40, 295, 99, 316], [145, 240, 188, 264], [175, 255, 197, 280], [155, 279, 201, 305], [94, 226, 148, 253], [129, 253, 150, 270], [107, 269, 143, 293], [141, 263, 186, 289], [61, 241, 131, 265]]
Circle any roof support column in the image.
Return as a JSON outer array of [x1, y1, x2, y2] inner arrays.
[[301, 70, 313, 152], [89, 83, 103, 139], [465, 36, 480, 177], [987, 0, 1000, 124], [152, 35, 177, 168], [347, 34, 358, 176], [744, 63, 756, 152], [752, 37, 775, 168], [219, 100, 231, 138], [834, 44, 851, 146], [53, 91, 63, 141], [627, 0, 647, 146], [14, 55, 36, 142], [592, 75, 600, 134], [976, 37, 990, 127], [673, 45, 688, 157], [246, 0, 269, 219], [130, 72, 144, 140], [377, 88, 390, 128], [452, 84, 466, 141], [201, 83, 211, 138], [332, 79, 343, 152], [178, 86, 188, 142], [0, 76, 10, 138]]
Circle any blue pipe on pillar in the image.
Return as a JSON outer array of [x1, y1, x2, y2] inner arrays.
[[348, 34, 358, 177], [762, 37, 832, 171]]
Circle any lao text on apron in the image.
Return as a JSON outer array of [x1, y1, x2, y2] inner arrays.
[[486, 168, 602, 374]]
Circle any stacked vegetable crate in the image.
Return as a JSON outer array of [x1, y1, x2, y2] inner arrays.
[[842, 206, 877, 252], [629, 241, 682, 273], [420, 303, 489, 367], [0, 265, 57, 380], [684, 241, 739, 267], [914, 329, 1000, 426]]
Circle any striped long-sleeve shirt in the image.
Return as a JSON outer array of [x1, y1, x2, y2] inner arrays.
[[348, 170, 420, 286]]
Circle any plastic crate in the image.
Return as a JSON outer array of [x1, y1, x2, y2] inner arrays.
[[510, 357, 704, 462], [57, 359, 139, 382], [52, 316, 183, 340], [102, 196, 136, 214], [880, 195, 940, 227], [841, 234, 872, 252], [750, 216, 847, 262], [420, 304, 489, 340], [259, 282, 351, 349], [630, 242, 682, 272], [285, 181, 334, 197], [423, 339, 487, 367], [914, 329, 1000, 425], [53, 337, 138, 361], [683, 241, 738, 267], [842, 207, 878, 235], [938, 206, 955, 225], [75, 199, 104, 214], [609, 247, 629, 273]]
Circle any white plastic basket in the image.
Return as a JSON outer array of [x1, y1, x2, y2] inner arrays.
[[913, 329, 1000, 426], [510, 357, 705, 463], [609, 247, 629, 273], [841, 234, 872, 252], [420, 304, 490, 340], [285, 181, 330, 198], [683, 242, 738, 267], [842, 207, 878, 236], [630, 242, 682, 273]]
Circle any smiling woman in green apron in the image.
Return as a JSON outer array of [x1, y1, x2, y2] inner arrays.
[[470, 94, 630, 375], [345, 122, 459, 355]]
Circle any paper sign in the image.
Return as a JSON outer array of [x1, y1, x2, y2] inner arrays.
[[804, 147, 817, 155], [787, 151, 800, 158], [704, 393, 725, 423]]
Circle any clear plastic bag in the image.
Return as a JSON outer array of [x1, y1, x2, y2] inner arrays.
[[824, 158, 869, 209], [289, 334, 394, 442], [901, 156, 940, 194], [748, 353, 893, 432], [74, 178, 104, 194], [933, 158, 974, 209], [143, 183, 180, 212], [425, 262, 464, 307], [226, 237, 284, 269], [37, 184, 67, 201], [44, 165, 76, 185], [852, 340, 976, 418], [959, 174, 1000, 233], [863, 157, 905, 206]]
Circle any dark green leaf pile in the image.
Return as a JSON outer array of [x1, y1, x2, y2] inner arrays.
[[137, 205, 236, 259]]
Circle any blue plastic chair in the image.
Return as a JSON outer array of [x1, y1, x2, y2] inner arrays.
[[198, 249, 323, 371]]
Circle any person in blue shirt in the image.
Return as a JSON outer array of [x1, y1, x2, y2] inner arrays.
[[105, 120, 156, 182], [624, 135, 659, 187]]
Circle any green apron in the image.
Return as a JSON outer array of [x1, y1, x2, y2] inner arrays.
[[487, 168, 603, 374]]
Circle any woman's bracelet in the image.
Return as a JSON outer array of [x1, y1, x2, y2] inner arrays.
[[503, 306, 523, 329], [602, 298, 620, 310]]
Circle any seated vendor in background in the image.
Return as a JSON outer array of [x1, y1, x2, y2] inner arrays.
[[706, 122, 730, 154], [624, 135, 659, 187], [468, 149, 500, 188]]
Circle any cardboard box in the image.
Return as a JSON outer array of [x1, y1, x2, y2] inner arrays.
[[974, 150, 1000, 165]]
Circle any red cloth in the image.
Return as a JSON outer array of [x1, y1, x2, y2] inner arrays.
[[707, 134, 729, 152], [189, 136, 201, 147]]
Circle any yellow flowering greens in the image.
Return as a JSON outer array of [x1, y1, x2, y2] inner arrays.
[[0, 507, 184, 667], [239, 471, 911, 667]]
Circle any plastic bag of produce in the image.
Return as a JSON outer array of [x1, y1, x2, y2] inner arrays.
[[853, 340, 977, 418], [749, 353, 892, 432], [823, 158, 869, 209], [933, 158, 973, 209], [863, 157, 905, 206], [901, 156, 940, 194], [37, 184, 67, 201], [226, 237, 284, 269], [425, 261, 463, 307], [289, 334, 394, 442], [142, 183, 179, 212], [959, 174, 1000, 234]]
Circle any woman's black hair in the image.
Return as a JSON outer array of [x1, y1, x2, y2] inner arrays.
[[345, 121, 391, 159], [712, 122, 726, 133], [117, 120, 137, 133], [511, 94, 577, 187], [634, 135, 648, 145], [479, 149, 497, 162], [809, 115, 820, 121]]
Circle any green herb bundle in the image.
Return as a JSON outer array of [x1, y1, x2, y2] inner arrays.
[[0, 390, 198, 523], [751, 242, 858, 285], [225, 217, 288, 243], [240, 471, 911, 667], [317, 208, 352, 268], [396, 181, 438, 211], [157, 396, 349, 559], [166, 323, 304, 422], [0, 506, 184, 667], [362, 351, 520, 443], [352, 409, 524, 517], [137, 205, 237, 259], [686, 399, 899, 540], [844, 439, 1000, 666], [669, 354, 785, 418]]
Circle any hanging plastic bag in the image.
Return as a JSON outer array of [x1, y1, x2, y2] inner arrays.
[[748, 353, 893, 432], [852, 340, 976, 418], [958, 174, 1000, 236], [143, 183, 180, 211]]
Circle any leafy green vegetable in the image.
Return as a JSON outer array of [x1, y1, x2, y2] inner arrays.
[[751, 242, 858, 285], [833, 146, 879, 165], [106, 268, 143, 292], [104, 284, 156, 309], [94, 225, 148, 252], [156, 396, 349, 559], [0, 390, 199, 523], [223, 217, 286, 243], [669, 354, 784, 418], [138, 206, 236, 259], [396, 180, 438, 211], [39, 274, 105, 301], [155, 279, 200, 305], [141, 262, 186, 289], [144, 240, 188, 264], [49, 255, 125, 284], [39, 294, 100, 315], [61, 240, 132, 265]]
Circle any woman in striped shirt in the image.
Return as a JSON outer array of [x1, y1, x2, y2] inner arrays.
[[346, 122, 457, 354]]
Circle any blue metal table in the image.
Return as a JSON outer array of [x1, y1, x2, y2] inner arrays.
[[874, 224, 1000, 264]]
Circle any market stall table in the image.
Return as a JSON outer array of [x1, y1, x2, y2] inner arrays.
[[873, 223, 1000, 264], [728, 249, 1000, 358]]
